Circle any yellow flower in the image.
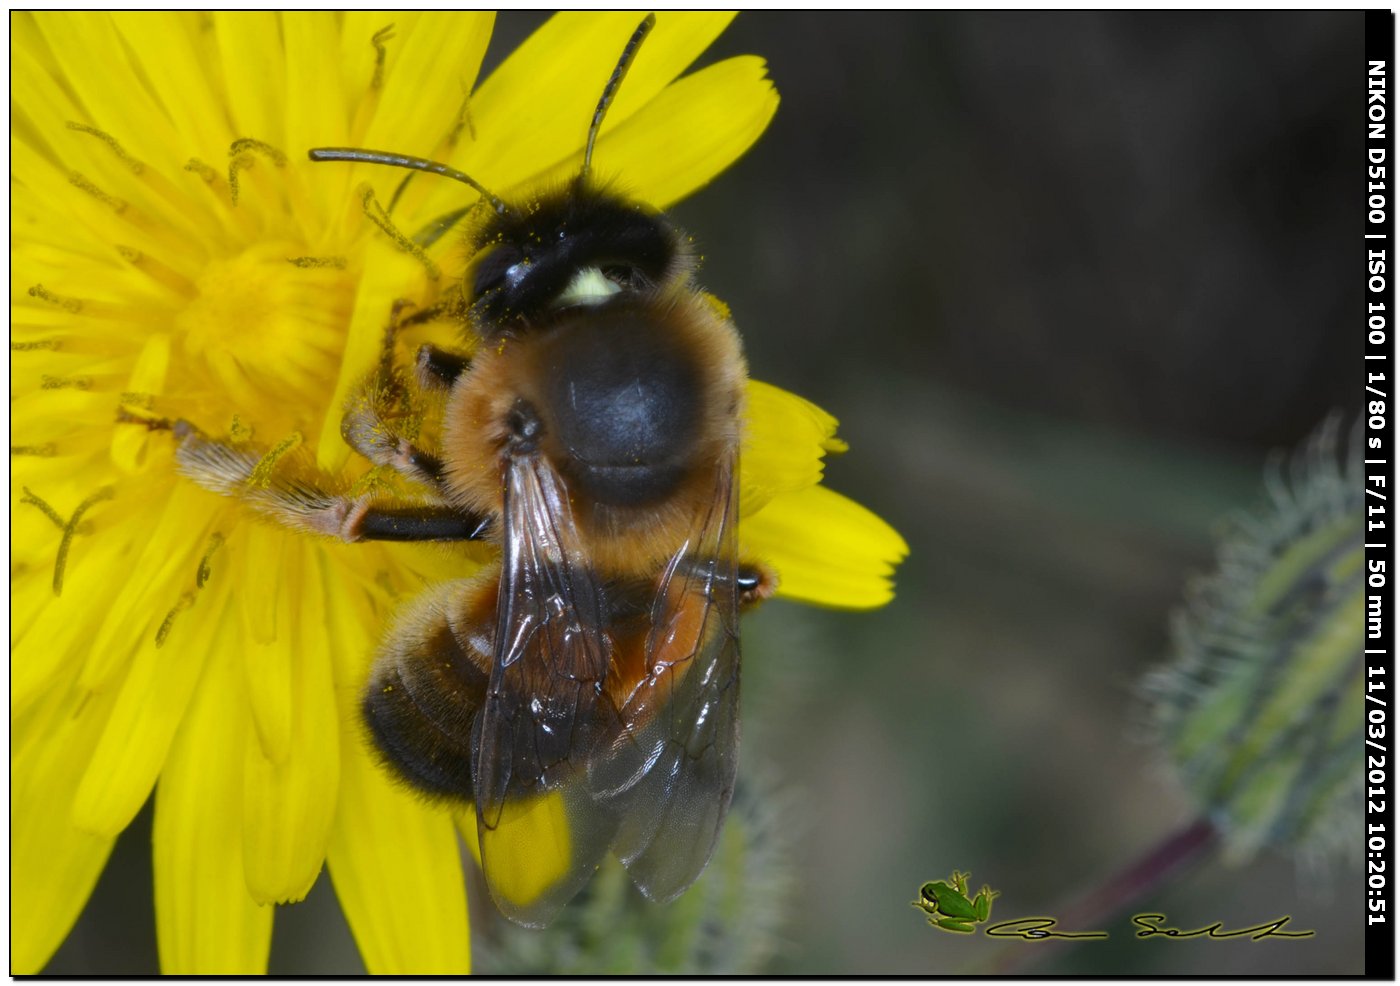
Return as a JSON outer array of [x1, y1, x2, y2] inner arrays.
[[11, 10, 908, 975]]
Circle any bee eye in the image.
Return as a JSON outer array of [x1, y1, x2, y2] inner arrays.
[[472, 244, 523, 298]]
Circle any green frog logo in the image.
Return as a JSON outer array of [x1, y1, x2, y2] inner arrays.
[[912, 870, 1000, 934]]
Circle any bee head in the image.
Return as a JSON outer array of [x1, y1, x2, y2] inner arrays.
[[465, 185, 685, 335]]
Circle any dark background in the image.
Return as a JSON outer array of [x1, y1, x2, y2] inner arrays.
[[46, 11, 1365, 976]]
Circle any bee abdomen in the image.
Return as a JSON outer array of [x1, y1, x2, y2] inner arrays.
[[362, 581, 494, 802]]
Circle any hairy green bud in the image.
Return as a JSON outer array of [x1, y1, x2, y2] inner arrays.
[[1143, 417, 1363, 865]]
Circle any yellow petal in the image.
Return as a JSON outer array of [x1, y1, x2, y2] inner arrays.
[[108, 12, 230, 166], [71, 575, 226, 836], [11, 522, 139, 717], [585, 54, 779, 209], [742, 380, 841, 516], [154, 650, 273, 974], [9, 563, 55, 654], [242, 549, 341, 904], [322, 574, 471, 973], [12, 474, 178, 712], [211, 12, 286, 147], [743, 484, 909, 609], [10, 120, 135, 258], [10, 12, 57, 83], [326, 735, 471, 973], [11, 685, 121, 974], [82, 481, 219, 690], [410, 47, 776, 240], [281, 13, 349, 201], [26, 12, 185, 167], [237, 524, 294, 761], [11, 40, 93, 170], [358, 13, 494, 155], [414, 11, 735, 219], [476, 790, 575, 910]]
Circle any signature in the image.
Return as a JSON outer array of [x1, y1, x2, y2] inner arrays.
[[1131, 913, 1315, 941], [981, 913, 1315, 942], [984, 917, 1109, 940]]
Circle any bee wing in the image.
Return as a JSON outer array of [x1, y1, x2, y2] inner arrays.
[[589, 447, 742, 903], [472, 450, 622, 926]]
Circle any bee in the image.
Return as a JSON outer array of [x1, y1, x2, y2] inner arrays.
[[169, 15, 773, 926]]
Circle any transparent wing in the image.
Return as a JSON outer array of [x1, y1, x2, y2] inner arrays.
[[589, 446, 742, 902], [472, 450, 621, 927]]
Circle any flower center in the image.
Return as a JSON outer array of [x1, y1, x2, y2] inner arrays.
[[175, 240, 352, 437]]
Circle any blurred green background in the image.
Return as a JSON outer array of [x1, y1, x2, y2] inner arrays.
[[45, 11, 1365, 975]]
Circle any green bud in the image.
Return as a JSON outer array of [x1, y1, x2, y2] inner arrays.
[[1142, 417, 1363, 865]]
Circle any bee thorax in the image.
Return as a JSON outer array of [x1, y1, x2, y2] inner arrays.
[[538, 311, 702, 507]]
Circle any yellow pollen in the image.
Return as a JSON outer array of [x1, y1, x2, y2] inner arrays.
[[248, 432, 304, 489]]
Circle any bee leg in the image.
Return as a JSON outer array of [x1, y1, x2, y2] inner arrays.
[[384, 291, 467, 336], [170, 422, 490, 542], [415, 343, 472, 390], [340, 402, 448, 488], [350, 503, 491, 542], [338, 298, 473, 485], [339, 345, 470, 489]]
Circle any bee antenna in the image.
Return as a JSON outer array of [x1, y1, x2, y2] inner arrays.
[[582, 13, 656, 180], [308, 147, 509, 216]]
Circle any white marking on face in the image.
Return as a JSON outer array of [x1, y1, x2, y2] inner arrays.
[[554, 267, 621, 309]]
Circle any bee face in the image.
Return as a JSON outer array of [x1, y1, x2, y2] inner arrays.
[[467, 186, 686, 333]]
